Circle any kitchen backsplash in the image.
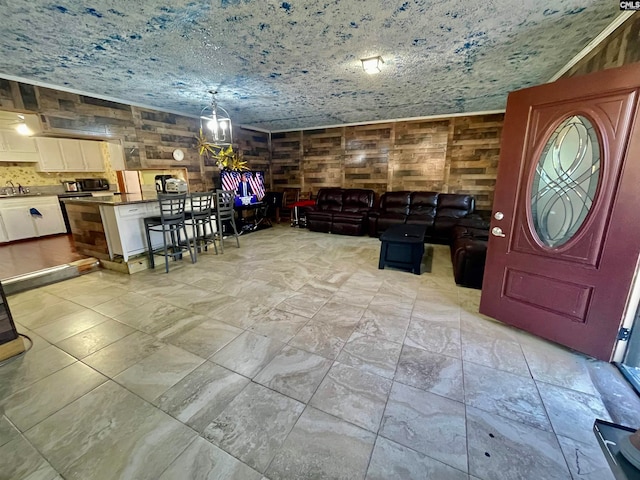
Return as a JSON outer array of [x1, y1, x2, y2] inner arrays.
[[0, 142, 117, 188]]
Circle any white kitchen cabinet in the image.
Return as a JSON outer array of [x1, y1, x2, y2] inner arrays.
[[36, 138, 105, 172], [32, 203, 67, 236], [0, 129, 40, 162], [0, 212, 7, 243], [35, 138, 65, 170], [1, 206, 37, 241], [80, 140, 104, 171], [0, 196, 66, 242], [107, 141, 126, 170], [101, 202, 164, 261], [58, 139, 85, 171], [99, 200, 201, 262]]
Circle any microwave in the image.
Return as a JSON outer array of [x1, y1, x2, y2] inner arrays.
[[76, 178, 110, 191]]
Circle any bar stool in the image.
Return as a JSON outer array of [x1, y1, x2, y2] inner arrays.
[[186, 191, 218, 255], [214, 189, 240, 253], [144, 194, 195, 273]]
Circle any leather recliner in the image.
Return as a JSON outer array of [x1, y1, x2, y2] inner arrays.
[[306, 188, 375, 236], [450, 220, 490, 289]]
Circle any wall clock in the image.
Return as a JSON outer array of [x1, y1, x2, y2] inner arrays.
[[172, 149, 185, 161]]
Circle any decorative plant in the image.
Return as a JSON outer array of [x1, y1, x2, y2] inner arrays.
[[196, 128, 248, 171]]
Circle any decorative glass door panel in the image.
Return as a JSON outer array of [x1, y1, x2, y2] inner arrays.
[[531, 115, 601, 248]]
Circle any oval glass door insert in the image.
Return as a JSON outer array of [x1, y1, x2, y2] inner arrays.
[[531, 115, 601, 248]]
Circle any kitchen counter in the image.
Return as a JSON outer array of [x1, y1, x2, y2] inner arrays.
[[0, 193, 56, 199], [62, 193, 160, 206]]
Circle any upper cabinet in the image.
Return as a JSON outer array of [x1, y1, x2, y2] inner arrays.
[[36, 138, 105, 172], [107, 141, 126, 170], [0, 129, 40, 162], [81, 141, 105, 171]]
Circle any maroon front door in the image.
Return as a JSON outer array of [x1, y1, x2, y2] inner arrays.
[[479, 63, 640, 361]]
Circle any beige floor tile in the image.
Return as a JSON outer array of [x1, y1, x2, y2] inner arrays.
[[380, 382, 467, 472], [25, 381, 197, 480], [254, 346, 332, 403], [155, 362, 249, 433], [164, 318, 243, 358], [367, 436, 468, 480], [310, 362, 392, 432], [211, 331, 285, 378], [267, 407, 376, 480], [82, 330, 165, 377], [203, 382, 304, 472], [463, 361, 551, 431], [466, 406, 571, 480], [114, 344, 204, 402], [2, 362, 107, 431], [158, 437, 262, 480], [55, 319, 135, 359], [395, 345, 464, 402]]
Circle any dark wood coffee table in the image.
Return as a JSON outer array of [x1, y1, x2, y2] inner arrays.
[[378, 224, 426, 275]]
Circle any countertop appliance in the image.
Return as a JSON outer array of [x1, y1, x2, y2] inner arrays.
[[165, 178, 188, 194], [62, 181, 79, 192], [76, 178, 109, 191], [155, 174, 174, 193]]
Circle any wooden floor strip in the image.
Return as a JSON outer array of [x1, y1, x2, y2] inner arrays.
[[0, 234, 88, 280]]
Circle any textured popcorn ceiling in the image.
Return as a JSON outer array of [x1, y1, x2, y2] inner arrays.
[[0, 1, 619, 131]]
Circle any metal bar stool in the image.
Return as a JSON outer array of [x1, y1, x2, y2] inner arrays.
[[186, 191, 218, 255], [214, 189, 240, 253], [144, 193, 195, 273]]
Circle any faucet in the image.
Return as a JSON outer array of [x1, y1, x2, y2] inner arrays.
[[6, 180, 16, 195]]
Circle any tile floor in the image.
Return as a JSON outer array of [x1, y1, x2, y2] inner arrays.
[[1, 225, 639, 480]]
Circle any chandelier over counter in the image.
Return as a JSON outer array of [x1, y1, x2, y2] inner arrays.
[[199, 90, 233, 146]]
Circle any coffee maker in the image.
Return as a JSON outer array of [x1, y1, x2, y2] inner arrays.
[[155, 175, 174, 193]]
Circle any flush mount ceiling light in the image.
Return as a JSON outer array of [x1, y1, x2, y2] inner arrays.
[[361, 56, 384, 74], [0, 113, 34, 135], [15, 115, 32, 136], [199, 90, 233, 146]]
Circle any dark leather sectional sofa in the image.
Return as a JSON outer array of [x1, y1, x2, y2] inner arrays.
[[304, 187, 489, 288], [306, 188, 376, 236], [368, 191, 476, 243]]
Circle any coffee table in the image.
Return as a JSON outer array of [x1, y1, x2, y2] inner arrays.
[[378, 224, 426, 275]]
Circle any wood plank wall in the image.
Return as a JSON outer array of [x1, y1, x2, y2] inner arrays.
[[563, 14, 640, 78], [270, 114, 503, 213], [0, 80, 270, 192], [271, 131, 303, 189], [446, 115, 503, 211]]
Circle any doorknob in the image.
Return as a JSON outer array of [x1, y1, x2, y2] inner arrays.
[[491, 226, 506, 237], [494, 211, 504, 220]]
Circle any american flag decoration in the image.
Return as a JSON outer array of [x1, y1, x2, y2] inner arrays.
[[249, 172, 265, 200]]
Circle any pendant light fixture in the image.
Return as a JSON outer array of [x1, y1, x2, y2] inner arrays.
[[199, 90, 233, 146]]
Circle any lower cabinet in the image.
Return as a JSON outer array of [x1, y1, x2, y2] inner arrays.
[[0, 197, 66, 242], [101, 202, 164, 262], [100, 200, 203, 262]]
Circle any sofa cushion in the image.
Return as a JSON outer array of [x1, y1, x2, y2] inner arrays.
[[379, 191, 411, 216], [408, 192, 438, 225], [315, 188, 344, 213], [342, 189, 375, 213], [377, 213, 407, 232], [436, 194, 475, 219]]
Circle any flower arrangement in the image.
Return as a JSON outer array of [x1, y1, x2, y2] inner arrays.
[[196, 128, 248, 171]]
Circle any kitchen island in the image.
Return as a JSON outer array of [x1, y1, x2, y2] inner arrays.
[[64, 194, 164, 266]]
